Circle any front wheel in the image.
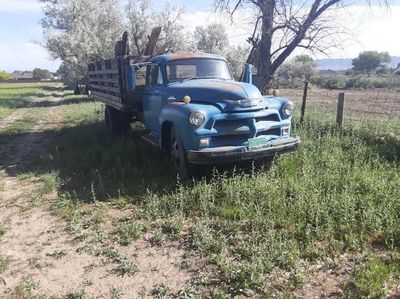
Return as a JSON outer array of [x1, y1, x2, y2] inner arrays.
[[170, 125, 196, 179]]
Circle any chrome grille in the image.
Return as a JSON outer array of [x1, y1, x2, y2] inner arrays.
[[255, 114, 280, 122], [210, 112, 282, 147], [213, 119, 250, 133], [257, 128, 281, 137]]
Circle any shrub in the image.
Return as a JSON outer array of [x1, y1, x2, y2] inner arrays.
[[311, 76, 346, 89], [311, 75, 400, 90]]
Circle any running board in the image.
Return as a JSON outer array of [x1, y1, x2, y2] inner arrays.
[[141, 133, 159, 147]]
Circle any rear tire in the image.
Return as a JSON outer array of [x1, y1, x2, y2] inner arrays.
[[105, 105, 131, 135], [170, 125, 196, 179], [119, 111, 131, 135]]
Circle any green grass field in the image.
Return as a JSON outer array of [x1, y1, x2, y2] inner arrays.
[[1, 83, 400, 298], [0, 82, 58, 119]]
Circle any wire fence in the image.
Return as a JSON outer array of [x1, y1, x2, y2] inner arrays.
[[281, 86, 400, 127]]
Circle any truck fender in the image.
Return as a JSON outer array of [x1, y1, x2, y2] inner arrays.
[[159, 103, 220, 151]]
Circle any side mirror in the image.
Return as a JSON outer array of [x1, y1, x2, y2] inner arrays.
[[127, 65, 137, 91], [242, 64, 253, 84]]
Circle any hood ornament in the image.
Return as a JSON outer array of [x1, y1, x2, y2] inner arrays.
[[224, 98, 262, 108]]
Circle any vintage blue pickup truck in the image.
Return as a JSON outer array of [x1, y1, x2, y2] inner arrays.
[[88, 38, 300, 177]]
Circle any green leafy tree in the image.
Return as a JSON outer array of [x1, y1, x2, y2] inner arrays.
[[194, 23, 229, 54], [41, 0, 189, 86], [278, 55, 317, 80], [41, 0, 124, 87], [352, 51, 391, 74], [294, 55, 315, 65], [0, 71, 10, 82], [32, 68, 51, 80]]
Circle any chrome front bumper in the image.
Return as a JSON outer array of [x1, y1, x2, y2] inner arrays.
[[187, 137, 300, 165]]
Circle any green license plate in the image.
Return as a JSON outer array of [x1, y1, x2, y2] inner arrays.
[[248, 136, 270, 150]]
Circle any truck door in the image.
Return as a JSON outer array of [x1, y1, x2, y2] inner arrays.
[[142, 64, 164, 133]]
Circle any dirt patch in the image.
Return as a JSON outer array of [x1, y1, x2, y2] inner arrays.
[[0, 202, 191, 298], [292, 255, 356, 298]]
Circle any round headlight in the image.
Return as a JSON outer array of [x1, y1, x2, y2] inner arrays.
[[283, 102, 294, 117], [189, 111, 205, 127]]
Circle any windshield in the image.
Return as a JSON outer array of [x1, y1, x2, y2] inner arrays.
[[166, 58, 233, 82]]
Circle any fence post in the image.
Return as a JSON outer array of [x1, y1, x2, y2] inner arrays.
[[336, 92, 345, 127], [300, 80, 309, 123]]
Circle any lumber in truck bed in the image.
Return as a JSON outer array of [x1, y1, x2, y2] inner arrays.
[[88, 28, 162, 113]]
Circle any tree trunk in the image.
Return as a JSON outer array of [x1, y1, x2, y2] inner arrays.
[[254, 0, 275, 93]]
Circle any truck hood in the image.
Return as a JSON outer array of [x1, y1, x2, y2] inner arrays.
[[167, 79, 266, 112]]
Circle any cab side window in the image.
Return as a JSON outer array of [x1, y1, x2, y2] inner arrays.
[[148, 65, 163, 86], [135, 65, 147, 88]]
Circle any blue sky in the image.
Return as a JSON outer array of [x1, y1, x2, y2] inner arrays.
[[0, 0, 213, 72], [0, 0, 399, 72]]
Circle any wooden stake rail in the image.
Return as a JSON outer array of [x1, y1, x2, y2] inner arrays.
[[88, 59, 121, 102]]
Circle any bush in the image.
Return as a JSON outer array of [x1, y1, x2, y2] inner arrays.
[[272, 77, 306, 89], [310, 75, 400, 90], [311, 76, 346, 89], [345, 75, 385, 89], [0, 71, 10, 82]]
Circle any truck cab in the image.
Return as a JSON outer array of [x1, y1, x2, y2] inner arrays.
[[88, 53, 300, 177]]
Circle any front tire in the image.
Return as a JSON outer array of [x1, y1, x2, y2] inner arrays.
[[170, 125, 195, 178]]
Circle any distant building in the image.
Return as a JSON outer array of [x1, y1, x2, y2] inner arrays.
[[10, 71, 33, 81], [318, 69, 338, 77], [52, 74, 62, 81], [7, 71, 61, 82]]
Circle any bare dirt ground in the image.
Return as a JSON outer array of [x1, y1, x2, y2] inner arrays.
[[0, 91, 192, 298], [281, 87, 400, 117]]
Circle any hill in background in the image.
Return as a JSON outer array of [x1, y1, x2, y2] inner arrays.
[[315, 56, 400, 70]]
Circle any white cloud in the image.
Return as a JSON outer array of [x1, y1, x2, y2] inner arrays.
[[0, 0, 43, 12], [338, 6, 400, 57], [0, 41, 60, 72]]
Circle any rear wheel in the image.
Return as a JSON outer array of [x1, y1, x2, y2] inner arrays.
[[119, 111, 131, 134], [105, 105, 131, 135], [170, 125, 196, 178]]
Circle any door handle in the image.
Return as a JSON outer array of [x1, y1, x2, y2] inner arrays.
[[168, 96, 176, 102]]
